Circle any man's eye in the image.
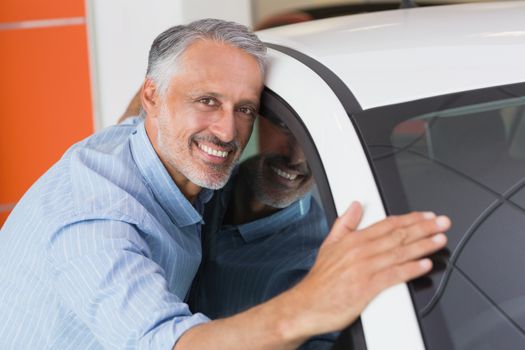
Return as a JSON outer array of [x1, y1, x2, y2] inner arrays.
[[271, 119, 289, 132], [198, 97, 218, 106], [238, 107, 256, 117], [264, 116, 289, 131], [277, 121, 288, 130]]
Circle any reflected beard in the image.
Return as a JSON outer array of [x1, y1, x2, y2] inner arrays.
[[242, 155, 312, 209]]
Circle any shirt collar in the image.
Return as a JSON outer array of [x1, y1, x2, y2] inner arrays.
[[129, 121, 212, 227], [237, 193, 312, 243]]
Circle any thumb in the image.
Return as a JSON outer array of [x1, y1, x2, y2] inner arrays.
[[325, 201, 363, 243]]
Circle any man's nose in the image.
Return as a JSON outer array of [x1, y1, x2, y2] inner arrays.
[[210, 108, 236, 143], [288, 137, 306, 165]]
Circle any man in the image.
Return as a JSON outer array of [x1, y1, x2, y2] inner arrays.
[[0, 19, 449, 349]]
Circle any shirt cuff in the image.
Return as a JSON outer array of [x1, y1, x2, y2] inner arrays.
[[139, 312, 210, 350]]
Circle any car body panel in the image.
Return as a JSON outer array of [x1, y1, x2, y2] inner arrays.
[[258, 1, 525, 109]]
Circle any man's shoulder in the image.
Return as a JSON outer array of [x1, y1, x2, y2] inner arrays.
[[65, 123, 150, 221], [71, 120, 139, 156], [2, 123, 153, 251], [22, 122, 149, 225]]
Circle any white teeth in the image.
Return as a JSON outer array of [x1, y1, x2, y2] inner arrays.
[[271, 167, 298, 181], [198, 144, 228, 158]]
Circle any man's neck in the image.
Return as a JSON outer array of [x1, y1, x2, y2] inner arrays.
[[173, 177, 202, 204]]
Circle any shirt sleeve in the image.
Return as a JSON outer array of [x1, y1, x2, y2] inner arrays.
[[48, 219, 209, 350]]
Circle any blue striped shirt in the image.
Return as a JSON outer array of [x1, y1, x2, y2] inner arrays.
[[190, 185, 329, 317], [0, 118, 211, 349], [188, 178, 335, 349]]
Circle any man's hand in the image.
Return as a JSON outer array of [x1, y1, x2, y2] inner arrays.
[[279, 202, 449, 340], [175, 203, 450, 349], [118, 89, 142, 123]]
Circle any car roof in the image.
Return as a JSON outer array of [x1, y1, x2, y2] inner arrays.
[[257, 1, 525, 110]]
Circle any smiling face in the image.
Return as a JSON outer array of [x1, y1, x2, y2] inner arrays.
[[143, 40, 263, 197], [242, 115, 314, 209]]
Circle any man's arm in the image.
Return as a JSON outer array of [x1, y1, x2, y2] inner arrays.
[[118, 89, 142, 123], [175, 202, 450, 349], [50, 219, 209, 349]]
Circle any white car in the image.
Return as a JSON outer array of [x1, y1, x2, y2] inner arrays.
[[250, 2, 525, 349]]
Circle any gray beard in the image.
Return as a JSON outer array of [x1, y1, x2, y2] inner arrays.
[[156, 121, 238, 190]]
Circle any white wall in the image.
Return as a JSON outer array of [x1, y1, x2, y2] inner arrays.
[[87, 0, 253, 129], [182, 0, 253, 25], [253, 0, 353, 24], [251, 0, 495, 25]]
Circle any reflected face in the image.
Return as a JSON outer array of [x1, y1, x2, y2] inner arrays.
[[146, 40, 263, 189], [242, 116, 314, 208]]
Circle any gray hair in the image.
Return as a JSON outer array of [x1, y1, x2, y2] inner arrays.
[[146, 18, 267, 96]]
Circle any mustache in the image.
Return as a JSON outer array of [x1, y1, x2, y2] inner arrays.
[[191, 134, 239, 152]]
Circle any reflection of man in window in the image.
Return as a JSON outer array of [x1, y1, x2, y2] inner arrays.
[[190, 115, 334, 347], [225, 114, 317, 224]]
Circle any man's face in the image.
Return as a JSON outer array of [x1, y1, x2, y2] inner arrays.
[[242, 116, 314, 208], [144, 40, 263, 190]]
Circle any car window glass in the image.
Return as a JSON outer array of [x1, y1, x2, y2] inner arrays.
[[189, 112, 335, 349], [359, 92, 525, 349]]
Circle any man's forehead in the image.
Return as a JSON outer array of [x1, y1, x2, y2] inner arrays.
[[178, 39, 261, 73], [170, 41, 263, 103]]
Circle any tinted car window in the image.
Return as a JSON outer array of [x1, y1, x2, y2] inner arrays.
[[354, 84, 525, 349]]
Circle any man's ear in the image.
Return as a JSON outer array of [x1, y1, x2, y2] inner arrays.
[[141, 79, 160, 118]]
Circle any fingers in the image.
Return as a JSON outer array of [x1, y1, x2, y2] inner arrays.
[[342, 201, 363, 231], [324, 201, 363, 243], [369, 259, 434, 295], [292, 210, 451, 336], [354, 214, 449, 297], [362, 212, 436, 240], [353, 215, 450, 260], [359, 232, 447, 277]]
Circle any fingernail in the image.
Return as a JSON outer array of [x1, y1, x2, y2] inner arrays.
[[346, 201, 360, 213], [432, 233, 447, 244], [420, 259, 432, 269], [423, 211, 436, 219], [436, 216, 450, 229]]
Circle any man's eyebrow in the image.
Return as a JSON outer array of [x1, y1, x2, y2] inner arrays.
[[236, 99, 260, 109], [264, 114, 287, 127], [189, 91, 260, 108], [188, 91, 224, 99]]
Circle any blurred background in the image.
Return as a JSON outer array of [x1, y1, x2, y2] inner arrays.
[[0, 0, 492, 225]]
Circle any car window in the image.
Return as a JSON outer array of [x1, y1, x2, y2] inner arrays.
[[354, 84, 525, 349], [189, 89, 338, 349]]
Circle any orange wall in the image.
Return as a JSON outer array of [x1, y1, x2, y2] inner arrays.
[[0, 0, 93, 226], [0, 0, 85, 22]]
